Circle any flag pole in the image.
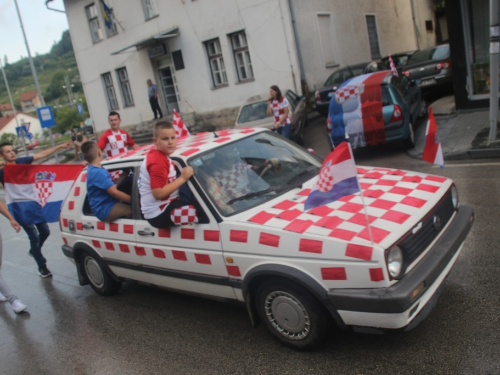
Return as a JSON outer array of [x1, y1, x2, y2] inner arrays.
[[349, 143, 374, 245]]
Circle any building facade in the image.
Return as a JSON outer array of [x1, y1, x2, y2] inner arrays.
[[0, 103, 15, 117], [63, 0, 438, 132], [0, 112, 43, 139], [19, 90, 42, 113]]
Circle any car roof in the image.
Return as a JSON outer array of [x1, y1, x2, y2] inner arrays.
[[338, 71, 393, 88], [102, 127, 266, 166]]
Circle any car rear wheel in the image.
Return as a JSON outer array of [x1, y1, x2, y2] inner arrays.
[[81, 251, 121, 296], [256, 279, 328, 350], [419, 100, 428, 118], [404, 121, 416, 149]]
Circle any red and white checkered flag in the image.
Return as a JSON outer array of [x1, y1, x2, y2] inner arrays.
[[173, 109, 191, 139], [388, 55, 399, 77]]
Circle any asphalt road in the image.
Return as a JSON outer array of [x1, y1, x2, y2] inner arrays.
[[0, 117, 499, 375]]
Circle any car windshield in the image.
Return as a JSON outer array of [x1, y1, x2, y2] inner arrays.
[[237, 101, 269, 124], [324, 67, 363, 87], [407, 45, 449, 65], [189, 131, 321, 216]]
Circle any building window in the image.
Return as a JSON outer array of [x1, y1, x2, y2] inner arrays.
[[206, 39, 228, 87], [230, 31, 254, 81], [316, 13, 338, 67], [365, 15, 381, 59], [142, 0, 158, 20], [86, 4, 103, 43], [102, 73, 119, 110], [100, 0, 118, 37], [116, 68, 134, 107]]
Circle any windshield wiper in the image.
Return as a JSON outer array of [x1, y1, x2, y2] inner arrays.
[[286, 166, 318, 187], [227, 186, 282, 205]]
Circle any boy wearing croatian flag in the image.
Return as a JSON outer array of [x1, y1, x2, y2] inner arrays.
[[0, 141, 76, 278], [422, 107, 444, 168], [304, 142, 360, 211]]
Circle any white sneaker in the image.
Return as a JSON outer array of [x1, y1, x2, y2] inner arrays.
[[0, 292, 6, 302], [11, 299, 27, 313]]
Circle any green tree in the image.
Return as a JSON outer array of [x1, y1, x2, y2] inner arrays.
[[54, 106, 79, 134], [0, 132, 17, 144]]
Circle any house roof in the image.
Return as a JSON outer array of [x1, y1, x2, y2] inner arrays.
[[0, 103, 13, 111], [19, 90, 38, 101], [0, 112, 39, 132]]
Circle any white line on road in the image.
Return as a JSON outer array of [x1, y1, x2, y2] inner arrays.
[[434, 162, 500, 168]]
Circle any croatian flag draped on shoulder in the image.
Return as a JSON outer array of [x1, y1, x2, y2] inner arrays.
[[4, 164, 83, 226], [304, 142, 360, 211]]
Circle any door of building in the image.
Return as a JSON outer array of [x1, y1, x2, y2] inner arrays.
[[157, 57, 179, 114]]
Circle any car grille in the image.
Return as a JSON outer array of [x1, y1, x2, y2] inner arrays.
[[399, 191, 455, 265]]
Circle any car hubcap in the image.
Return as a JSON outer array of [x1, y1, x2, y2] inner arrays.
[[84, 257, 104, 288], [264, 291, 311, 340]]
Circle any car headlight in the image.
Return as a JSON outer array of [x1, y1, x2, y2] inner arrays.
[[451, 185, 459, 209], [387, 246, 404, 278]]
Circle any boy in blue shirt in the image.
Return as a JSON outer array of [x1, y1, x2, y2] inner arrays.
[[81, 141, 131, 222]]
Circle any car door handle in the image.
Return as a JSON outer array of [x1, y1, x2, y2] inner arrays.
[[138, 230, 155, 237], [82, 223, 94, 230]]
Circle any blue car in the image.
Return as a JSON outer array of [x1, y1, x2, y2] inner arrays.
[[328, 71, 427, 149]]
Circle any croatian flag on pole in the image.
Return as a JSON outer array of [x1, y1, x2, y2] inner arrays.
[[304, 142, 360, 211], [422, 106, 444, 168], [173, 109, 191, 139], [4, 164, 83, 226]]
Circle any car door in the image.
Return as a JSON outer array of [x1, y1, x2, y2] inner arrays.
[[78, 162, 145, 282], [286, 90, 306, 139], [133, 159, 236, 299]]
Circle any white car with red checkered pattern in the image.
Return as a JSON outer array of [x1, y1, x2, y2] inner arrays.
[[59, 127, 474, 350]]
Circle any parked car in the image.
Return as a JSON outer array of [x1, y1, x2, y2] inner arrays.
[[60, 127, 474, 350], [402, 44, 453, 93], [328, 71, 427, 149], [81, 118, 94, 135], [380, 50, 417, 69], [315, 61, 389, 117], [234, 89, 306, 145]]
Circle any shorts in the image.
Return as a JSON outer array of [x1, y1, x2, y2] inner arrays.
[[104, 203, 132, 222]]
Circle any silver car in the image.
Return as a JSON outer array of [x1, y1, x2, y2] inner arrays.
[[234, 89, 307, 145]]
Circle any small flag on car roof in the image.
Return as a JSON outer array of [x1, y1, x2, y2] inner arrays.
[[422, 107, 444, 168], [173, 109, 191, 139], [389, 55, 399, 77]]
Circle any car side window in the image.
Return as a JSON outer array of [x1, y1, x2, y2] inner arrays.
[[381, 86, 392, 106], [82, 167, 134, 217], [286, 91, 299, 109]]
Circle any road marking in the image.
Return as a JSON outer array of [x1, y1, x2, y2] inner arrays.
[[434, 162, 500, 168]]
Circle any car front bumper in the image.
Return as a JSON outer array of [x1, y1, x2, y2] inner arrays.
[[326, 205, 474, 330]]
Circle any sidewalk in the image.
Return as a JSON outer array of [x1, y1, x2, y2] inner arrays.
[[408, 95, 500, 160]]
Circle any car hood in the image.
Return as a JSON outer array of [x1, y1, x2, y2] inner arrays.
[[235, 117, 273, 129], [227, 166, 452, 250]]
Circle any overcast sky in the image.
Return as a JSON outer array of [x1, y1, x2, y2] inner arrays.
[[0, 0, 69, 65]]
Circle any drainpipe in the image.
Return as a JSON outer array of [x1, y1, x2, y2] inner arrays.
[[287, 0, 307, 94], [278, 0, 298, 93], [45, 0, 65, 13], [488, 0, 499, 142], [410, 0, 420, 50]]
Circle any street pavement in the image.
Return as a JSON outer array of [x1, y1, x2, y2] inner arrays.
[[1, 115, 499, 374]]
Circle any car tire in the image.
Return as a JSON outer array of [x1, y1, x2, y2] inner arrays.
[[81, 251, 121, 296], [255, 279, 328, 350], [419, 100, 428, 118], [404, 121, 416, 149]]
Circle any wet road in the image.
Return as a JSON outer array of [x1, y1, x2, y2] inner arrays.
[[1, 118, 499, 374]]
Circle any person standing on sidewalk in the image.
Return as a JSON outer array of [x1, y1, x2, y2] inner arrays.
[[267, 85, 292, 139], [0, 200, 27, 313], [147, 79, 163, 120], [98, 111, 140, 159], [0, 141, 72, 278]]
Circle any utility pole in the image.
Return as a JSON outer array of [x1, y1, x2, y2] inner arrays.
[[63, 75, 76, 107], [0, 58, 28, 156], [489, 0, 499, 143], [13, 0, 59, 162]]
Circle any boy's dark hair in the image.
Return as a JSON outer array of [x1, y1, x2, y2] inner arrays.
[[81, 141, 99, 163], [0, 142, 13, 155], [270, 85, 282, 101], [153, 121, 175, 138], [108, 111, 120, 119]]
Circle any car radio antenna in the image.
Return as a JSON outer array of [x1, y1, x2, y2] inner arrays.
[[207, 125, 219, 138]]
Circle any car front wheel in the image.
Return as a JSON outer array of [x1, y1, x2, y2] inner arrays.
[[81, 251, 121, 296], [256, 279, 328, 350]]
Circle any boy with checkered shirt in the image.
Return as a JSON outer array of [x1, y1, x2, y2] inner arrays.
[[138, 121, 198, 228], [81, 141, 132, 222]]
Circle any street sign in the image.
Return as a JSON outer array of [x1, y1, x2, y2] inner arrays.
[[77, 103, 84, 115], [37, 106, 56, 128], [27, 132, 33, 140], [15, 125, 28, 138]]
